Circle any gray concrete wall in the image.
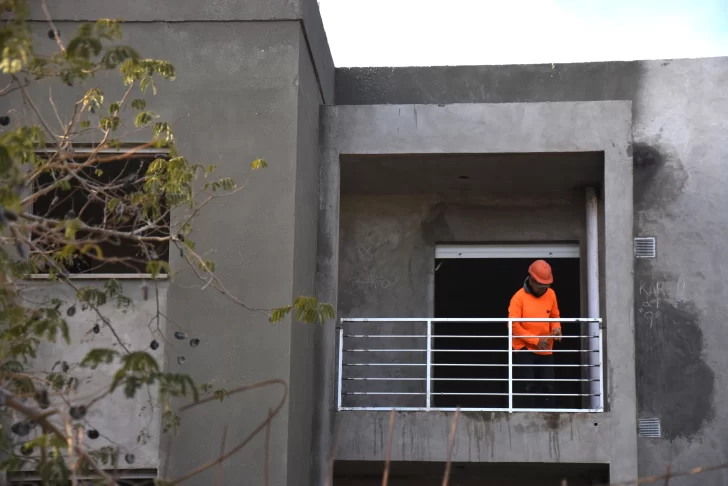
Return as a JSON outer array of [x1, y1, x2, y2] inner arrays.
[[30, 0, 335, 103], [7, 1, 334, 484], [21, 281, 168, 471], [335, 57, 728, 485], [318, 102, 635, 482], [338, 193, 585, 318]]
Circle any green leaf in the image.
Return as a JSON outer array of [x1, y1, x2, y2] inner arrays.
[[0, 146, 12, 174], [100, 116, 121, 131], [152, 122, 174, 141], [131, 98, 147, 110], [135, 111, 156, 127], [80, 348, 119, 369], [251, 159, 268, 170]]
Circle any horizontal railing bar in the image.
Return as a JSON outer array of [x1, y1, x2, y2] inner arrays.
[[342, 378, 599, 382], [343, 349, 597, 353], [429, 364, 599, 367], [338, 407, 604, 413], [344, 363, 426, 366], [344, 392, 425, 395], [433, 335, 598, 339], [344, 363, 600, 367], [344, 334, 599, 338], [345, 335, 428, 338], [512, 393, 601, 397], [344, 377, 426, 381], [344, 349, 425, 352], [341, 318, 601, 323]]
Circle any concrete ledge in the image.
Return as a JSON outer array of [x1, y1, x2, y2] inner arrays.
[[335, 410, 614, 464]]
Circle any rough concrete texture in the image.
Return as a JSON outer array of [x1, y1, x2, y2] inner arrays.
[[338, 193, 586, 318], [29, 0, 335, 103], [318, 102, 635, 482], [335, 57, 728, 485], [3, 16, 328, 486], [22, 281, 168, 470]]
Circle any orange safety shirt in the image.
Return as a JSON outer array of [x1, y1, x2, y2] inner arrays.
[[508, 287, 561, 356]]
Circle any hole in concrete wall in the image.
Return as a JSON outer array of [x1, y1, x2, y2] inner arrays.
[[433, 256, 582, 410]]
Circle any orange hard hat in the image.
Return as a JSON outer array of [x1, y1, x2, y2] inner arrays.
[[528, 260, 553, 285]]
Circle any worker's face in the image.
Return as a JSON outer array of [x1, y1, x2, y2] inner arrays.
[[529, 276, 550, 296]]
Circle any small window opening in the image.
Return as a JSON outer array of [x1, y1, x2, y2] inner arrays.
[[8, 468, 158, 485], [433, 250, 582, 410], [30, 154, 169, 276]]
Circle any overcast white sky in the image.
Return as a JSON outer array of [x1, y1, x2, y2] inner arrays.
[[318, 0, 728, 67]]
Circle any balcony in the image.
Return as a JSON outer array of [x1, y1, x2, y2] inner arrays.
[[337, 318, 604, 413]]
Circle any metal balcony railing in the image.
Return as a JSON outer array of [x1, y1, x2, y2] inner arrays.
[[337, 318, 604, 413]]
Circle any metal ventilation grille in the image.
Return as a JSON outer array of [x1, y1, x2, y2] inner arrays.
[[638, 417, 661, 438], [634, 237, 656, 258]]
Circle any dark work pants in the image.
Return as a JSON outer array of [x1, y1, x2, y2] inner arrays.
[[514, 350, 555, 409]]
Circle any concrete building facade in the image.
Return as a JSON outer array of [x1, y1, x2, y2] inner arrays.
[[6, 1, 728, 485]]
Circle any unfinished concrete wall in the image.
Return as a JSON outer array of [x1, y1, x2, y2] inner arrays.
[[4, 1, 334, 484], [338, 193, 585, 318], [318, 102, 635, 482], [16, 281, 168, 472], [335, 57, 728, 485]]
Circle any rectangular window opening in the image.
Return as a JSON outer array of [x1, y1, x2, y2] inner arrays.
[[433, 244, 585, 410], [29, 153, 170, 278], [8, 468, 158, 485]]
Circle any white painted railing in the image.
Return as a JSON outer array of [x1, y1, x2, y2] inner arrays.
[[337, 318, 604, 413]]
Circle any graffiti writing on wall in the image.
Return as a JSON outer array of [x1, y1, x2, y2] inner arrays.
[[638, 279, 687, 327], [348, 273, 395, 293]]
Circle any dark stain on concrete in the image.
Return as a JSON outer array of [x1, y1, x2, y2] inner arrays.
[[543, 413, 562, 430], [461, 411, 508, 422], [421, 204, 454, 244], [634, 289, 715, 439], [633, 141, 688, 211]]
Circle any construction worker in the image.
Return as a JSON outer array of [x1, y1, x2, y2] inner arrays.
[[508, 260, 562, 408]]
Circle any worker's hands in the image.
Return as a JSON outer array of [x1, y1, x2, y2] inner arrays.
[[551, 328, 562, 342], [537, 338, 550, 350]]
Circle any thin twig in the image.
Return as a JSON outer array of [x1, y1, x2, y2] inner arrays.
[[382, 409, 395, 486], [264, 408, 273, 486], [40, 0, 66, 52], [166, 379, 288, 485], [216, 425, 228, 486], [441, 407, 460, 486]]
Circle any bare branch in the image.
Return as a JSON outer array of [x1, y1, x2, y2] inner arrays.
[[441, 408, 459, 486], [381, 409, 395, 486]]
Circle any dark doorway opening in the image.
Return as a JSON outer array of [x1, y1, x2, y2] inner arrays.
[[433, 256, 581, 409], [334, 460, 609, 486]]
